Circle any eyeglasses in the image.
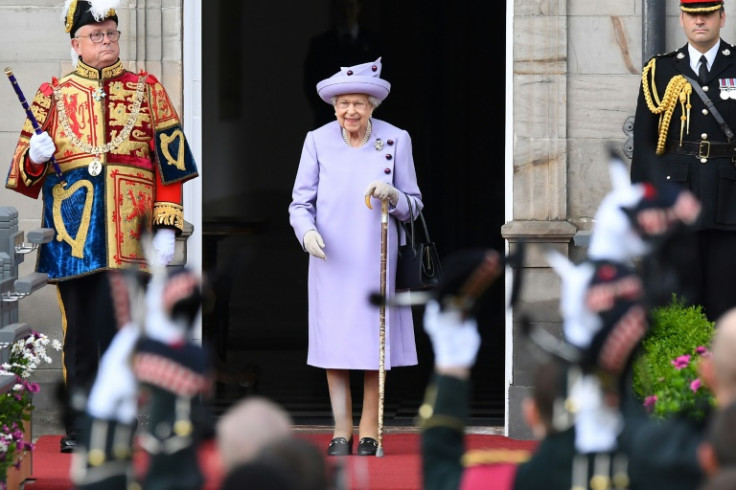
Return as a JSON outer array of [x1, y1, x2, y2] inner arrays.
[[337, 100, 369, 111], [76, 30, 121, 43]]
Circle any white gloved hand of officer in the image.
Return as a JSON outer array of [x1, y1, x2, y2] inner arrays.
[[152, 228, 176, 267], [86, 322, 141, 424], [145, 271, 185, 345], [364, 181, 400, 206], [303, 229, 326, 260], [28, 132, 56, 164], [423, 299, 481, 369]]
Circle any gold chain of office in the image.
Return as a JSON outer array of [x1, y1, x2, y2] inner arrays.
[[641, 58, 692, 155], [53, 75, 146, 156]]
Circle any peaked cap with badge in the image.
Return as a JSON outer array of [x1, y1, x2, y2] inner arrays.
[[5, 0, 199, 282], [680, 0, 724, 12]]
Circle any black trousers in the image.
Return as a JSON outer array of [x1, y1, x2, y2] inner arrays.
[[672, 229, 736, 323], [57, 272, 117, 434]]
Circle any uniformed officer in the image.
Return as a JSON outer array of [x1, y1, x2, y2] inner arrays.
[[631, 0, 736, 321], [418, 249, 532, 490]]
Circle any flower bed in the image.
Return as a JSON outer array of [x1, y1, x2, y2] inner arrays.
[[0, 331, 61, 489], [633, 296, 715, 421]]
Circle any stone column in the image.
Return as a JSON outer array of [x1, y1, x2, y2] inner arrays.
[[503, 0, 572, 439]]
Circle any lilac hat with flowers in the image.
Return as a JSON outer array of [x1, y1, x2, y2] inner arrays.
[[316, 57, 391, 104]]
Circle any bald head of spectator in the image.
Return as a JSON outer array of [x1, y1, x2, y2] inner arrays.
[[216, 396, 293, 473]]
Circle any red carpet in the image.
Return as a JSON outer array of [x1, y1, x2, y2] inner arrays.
[[25, 433, 536, 490]]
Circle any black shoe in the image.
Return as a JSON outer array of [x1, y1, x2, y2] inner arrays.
[[60, 433, 78, 453], [357, 437, 378, 456], [326, 436, 353, 456]]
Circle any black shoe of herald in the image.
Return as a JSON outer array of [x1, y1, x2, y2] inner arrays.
[[60, 433, 78, 453], [356, 437, 378, 456], [326, 436, 353, 456]]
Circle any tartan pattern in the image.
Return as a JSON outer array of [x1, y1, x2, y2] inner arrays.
[[133, 352, 210, 397]]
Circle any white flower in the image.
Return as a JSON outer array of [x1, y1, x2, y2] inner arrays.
[[51, 340, 62, 351], [12, 384, 22, 392]]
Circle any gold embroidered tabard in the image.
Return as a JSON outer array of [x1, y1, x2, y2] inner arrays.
[[5, 60, 198, 281]]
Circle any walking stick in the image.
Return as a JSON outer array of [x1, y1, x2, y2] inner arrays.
[[377, 198, 388, 457]]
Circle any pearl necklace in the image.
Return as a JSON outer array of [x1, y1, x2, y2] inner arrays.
[[342, 120, 372, 147]]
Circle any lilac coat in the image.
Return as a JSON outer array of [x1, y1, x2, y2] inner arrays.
[[289, 119, 422, 370]]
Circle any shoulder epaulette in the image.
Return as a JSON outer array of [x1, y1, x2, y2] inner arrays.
[[462, 449, 531, 468], [643, 48, 679, 67], [660, 48, 681, 58]]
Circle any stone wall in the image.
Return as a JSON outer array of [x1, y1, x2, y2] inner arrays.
[[504, 0, 736, 438], [0, 0, 185, 437]]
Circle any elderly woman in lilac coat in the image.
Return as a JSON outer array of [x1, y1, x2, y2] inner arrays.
[[289, 57, 422, 457]]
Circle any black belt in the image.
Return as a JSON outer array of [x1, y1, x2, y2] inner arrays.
[[666, 140, 736, 158]]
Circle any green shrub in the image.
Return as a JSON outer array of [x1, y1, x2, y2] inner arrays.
[[632, 295, 715, 420]]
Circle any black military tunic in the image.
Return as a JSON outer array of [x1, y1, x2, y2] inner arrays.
[[631, 40, 736, 321], [420, 374, 529, 490]]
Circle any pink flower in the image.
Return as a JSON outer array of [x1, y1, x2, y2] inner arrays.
[[644, 395, 658, 412], [696, 346, 708, 355], [690, 378, 702, 392], [672, 355, 691, 369], [24, 381, 40, 393]]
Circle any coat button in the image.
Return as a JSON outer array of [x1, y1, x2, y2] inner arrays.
[[703, 86, 709, 92], [701, 133, 708, 140], [347, 70, 353, 76], [384, 168, 391, 174], [703, 109, 709, 115], [387, 139, 394, 146], [385, 154, 392, 160]]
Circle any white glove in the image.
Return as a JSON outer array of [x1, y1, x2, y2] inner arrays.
[[152, 228, 176, 266], [86, 322, 141, 424], [364, 181, 399, 206], [145, 272, 185, 345], [303, 230, 326, 260], [423, 300, 481, 369], [28, 132, 56, 164]]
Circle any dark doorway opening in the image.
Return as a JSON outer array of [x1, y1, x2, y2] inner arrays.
[[201, 0, 506, 426]]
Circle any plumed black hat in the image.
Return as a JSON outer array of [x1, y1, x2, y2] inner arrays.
[[63, 0, 120, 38]]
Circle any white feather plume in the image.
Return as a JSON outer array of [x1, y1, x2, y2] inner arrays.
[[61, 0, 122, 24], [61, 0, 76, 22], [88, 0, 122, 21]]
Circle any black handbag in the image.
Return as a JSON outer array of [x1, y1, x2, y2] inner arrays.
[[395, 197, 442, 291]]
